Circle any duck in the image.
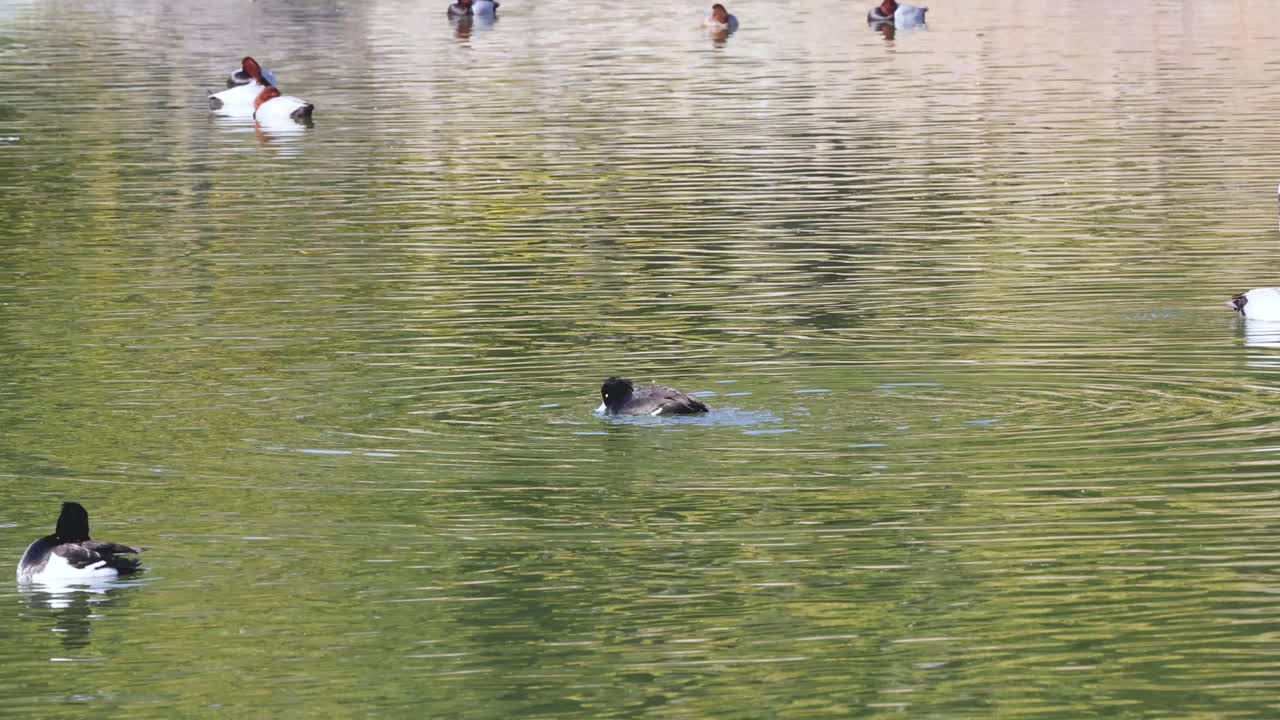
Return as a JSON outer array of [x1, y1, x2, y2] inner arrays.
[[867, 0, 897, 22], [209, 56, 272, 114], [705, 3, 738, 32], [209, 56, 277, 116], [226, 60, 278, 90], [867, 0, 928, 26], [1227, 288, 1280, 321], [448, 0, 473, 17], [231, 56, 314, 126], [597, 376, 711, 417], [254, 85, 315, 127], [17, 502, 143, 584]]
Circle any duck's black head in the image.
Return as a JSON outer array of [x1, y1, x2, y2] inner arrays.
[[55, 502, 91, 542], [1228, 293, 1248, 315], [601, 376, 635, 414]]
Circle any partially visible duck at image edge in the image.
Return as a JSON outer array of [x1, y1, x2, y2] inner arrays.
[[597, 377, 711, 417], [226, 60, 279, 90], [16, 502, 144, 584], [1227, 288, 1280, 321], [705, 3, 739, 32]]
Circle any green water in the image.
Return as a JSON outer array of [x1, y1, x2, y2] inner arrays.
[[3, 0, 1280, 717]]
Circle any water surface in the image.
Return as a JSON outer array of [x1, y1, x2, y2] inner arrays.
[[3, 0, 1280, 717]]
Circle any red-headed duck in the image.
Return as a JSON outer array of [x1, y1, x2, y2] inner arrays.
[[868, 0, 927, 26], [705, 3, 738, 32], [209, 56, 279, 116], [254, 85, 315, 127], [868, 0, 897, 22]]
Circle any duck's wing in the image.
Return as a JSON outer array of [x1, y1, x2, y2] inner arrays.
[[83, 540, 144, 556], [637, 385, 710, 415], [56, 540, 143, 572]]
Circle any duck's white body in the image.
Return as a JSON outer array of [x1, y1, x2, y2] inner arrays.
[[255, 94, 314, 127], [1228, 288, 1280, 321], [18, 540, 121, 584], [209, 80, 267, 117], [895, 3, 928, 27]]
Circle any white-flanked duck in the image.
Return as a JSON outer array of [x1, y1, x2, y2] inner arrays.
[[17, 502, 143, 584], [209, 56, 280, 116], [1227, 289, 1280, 321], [597, 377, 711, 417], [472, 0, 499, 18], [705, 3, 738, 32], [254, 85, 315, 127]]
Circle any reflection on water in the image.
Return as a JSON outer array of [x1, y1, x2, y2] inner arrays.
[[19, 579, 143, 653], [1242, 319, 1280, 349], [4, 0, 1280, 717]]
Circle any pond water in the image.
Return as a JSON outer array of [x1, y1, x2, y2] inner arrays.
[[3, 0, 1280, 716]]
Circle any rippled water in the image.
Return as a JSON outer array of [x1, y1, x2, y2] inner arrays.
[[4, 0, 1280, 716]]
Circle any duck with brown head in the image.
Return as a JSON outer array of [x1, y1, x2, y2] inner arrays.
[[868, 0, 897, 22], [705, 3, 739, 32], [209, 55, 278, 116], [247, 58, 315, 128], [868, 0, 927, 27], [253, 84, 315, 126]]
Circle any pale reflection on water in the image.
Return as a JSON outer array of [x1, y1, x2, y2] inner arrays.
[[3, 0, 1280, 717]]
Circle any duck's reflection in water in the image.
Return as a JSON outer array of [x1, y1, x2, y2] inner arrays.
[[18, 578, 145, 652]]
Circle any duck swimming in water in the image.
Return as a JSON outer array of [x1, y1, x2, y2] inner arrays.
[[867, 0, 928, 26], [868, 0, 896, 22], [1227, 288, 1280, 321], [705, 3, 738, 32], [17, 502, 143, 584], [254, 85, 315, 127], [597, 377, 711, 417]]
